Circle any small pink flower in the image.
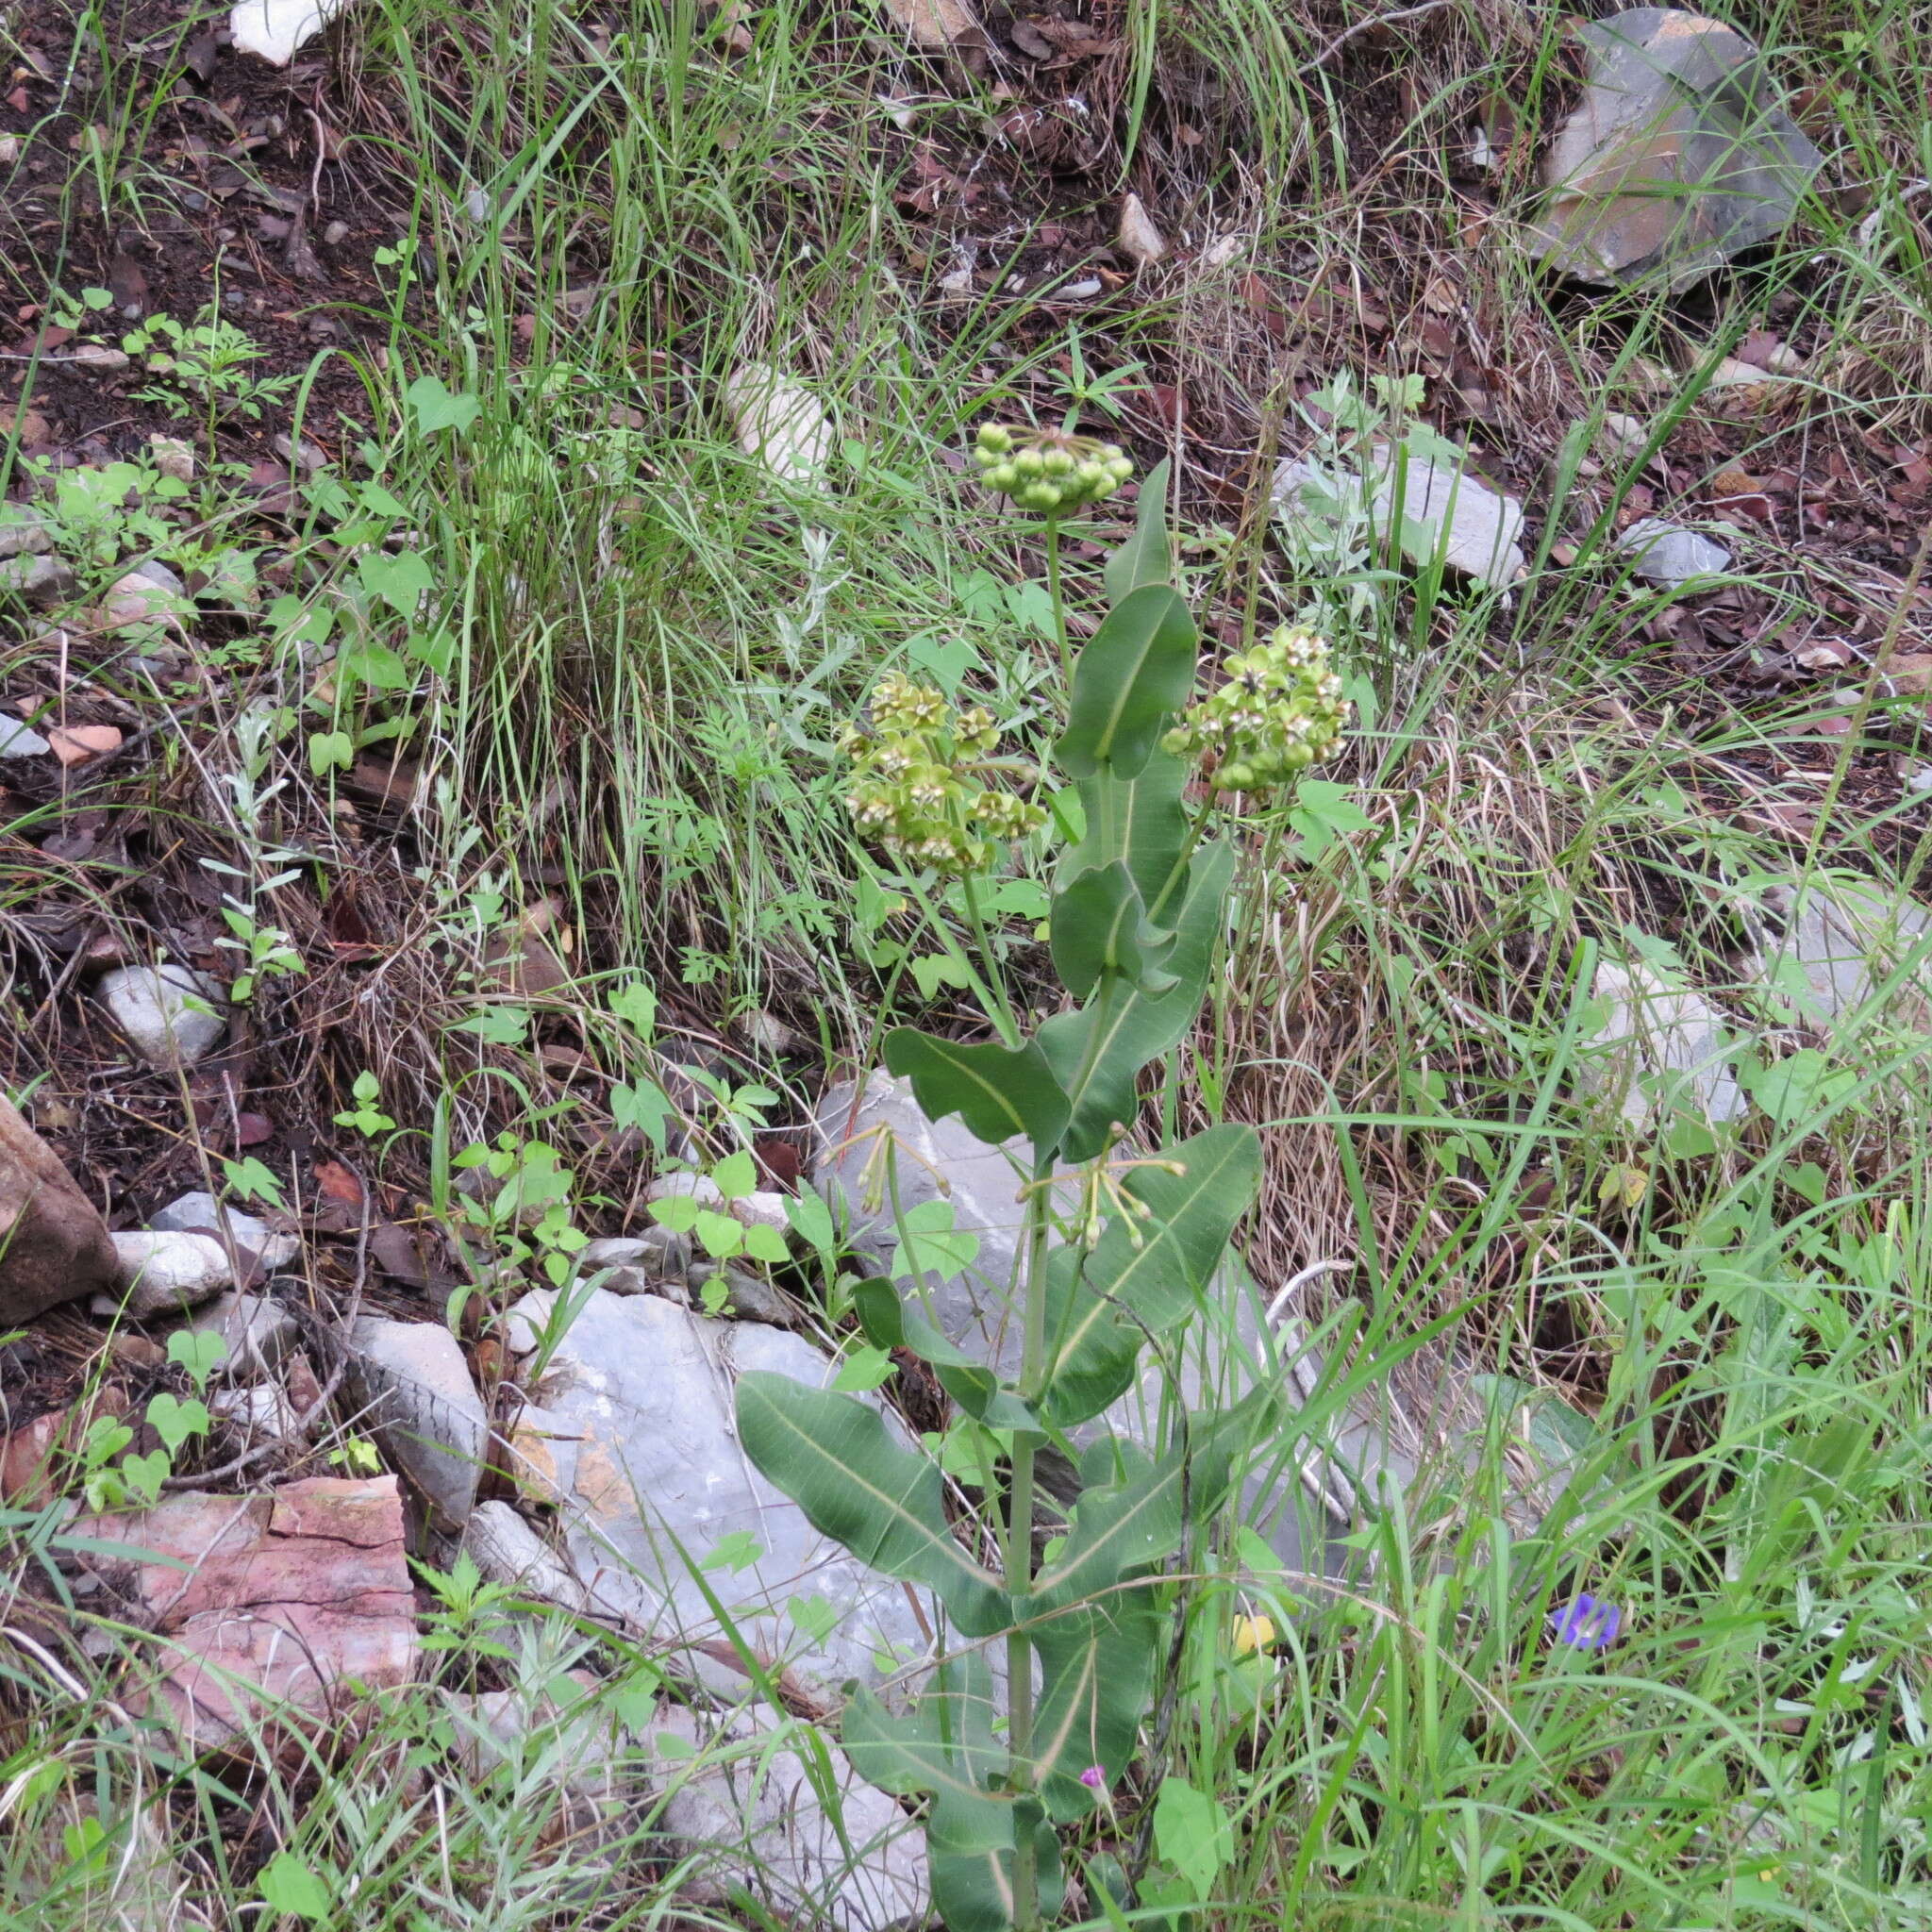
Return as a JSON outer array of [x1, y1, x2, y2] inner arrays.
[[1078, 1766, 1106, 1790]]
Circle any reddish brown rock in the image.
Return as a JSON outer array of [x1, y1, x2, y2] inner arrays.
[[69, 1474, 418, 1760], [0, 1091, 120, 1324]]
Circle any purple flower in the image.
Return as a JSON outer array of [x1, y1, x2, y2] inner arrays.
[[1078, 1766, 1107, 1790], [1549, 1593, 1621, 1650]]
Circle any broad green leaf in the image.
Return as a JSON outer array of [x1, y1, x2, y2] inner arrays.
[[120, 1450, 170, 1506], [144, 1392, 209, 1456], [710, 1149, 758, 1198], [832, 1344, 898, 1392], [1063, 749, 1188, 913], [1102, 457, 1174, 603], [736, 1372, 1008, 1636], [742, 1224, 790, 1264], [1041, 1124, 1262, 1425], [1039, 841, 1234, 1161], [844, 1658, 1064, 1932], [1057, 585, 1197, 780], [691, 1209, 744, 1258], [406, 373, 482, 436], [888, 1197, 980, 1286], [884, 1030, 1069, 1158], [258, 1850, 332, 1921], [357, 548, 434, 616], [855, 1277, 1038, 1432], [165, 1328, 226, 1391], [1050, 861, 1174, 1000], [1153, 1776, 1233, 1901], [1030, 1592, 1163, 1820]]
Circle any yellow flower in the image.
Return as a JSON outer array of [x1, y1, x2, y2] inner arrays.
[[1232, 1614, 1276, 1657]]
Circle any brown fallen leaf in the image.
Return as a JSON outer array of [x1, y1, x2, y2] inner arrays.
[[313, 1158, 366, 1207], [46, 724, 123, 766]]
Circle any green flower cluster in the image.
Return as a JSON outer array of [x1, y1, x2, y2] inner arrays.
[[839, 673, 1048, 875], [973, 425, 1133, 514], [1162, 625, 1351, 793]]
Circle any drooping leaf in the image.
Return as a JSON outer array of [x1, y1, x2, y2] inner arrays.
[[1041, 1124, 1262, 1426], [842, 1656, 1066, 1932], [1057, 586, 1197, 780], [855, 1276, 1038, 1433], [735, 1372, 1008, 1636], [1039, 841, 1234, 1161], [1103, 458, 1174, 604], [884, 1030, 1069, 1158], [1029, 1592, 1164, 1821], [1050, 861, 1175, 1000]]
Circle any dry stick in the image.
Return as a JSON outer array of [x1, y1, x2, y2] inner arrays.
[[158, 1158, 372, 1491], [1295, 0, 1461, 74]]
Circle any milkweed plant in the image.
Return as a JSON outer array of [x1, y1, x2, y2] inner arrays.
[[734, 435, 1350, 1932]]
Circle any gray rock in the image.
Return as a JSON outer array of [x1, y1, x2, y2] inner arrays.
[[174, 1291, 299, 1378], [641, 1701, 928, 1932], [506, 1287, 935, 1703], [108, 1230, 234, 1315], [150, 1190, 299, 1271], [644, 1171, 791, 1236], [208, 1381, 300, 1442], [689, 1263, 791, 1325], [581, 1228, 692, 1279], [0, 717, 50, 758], [0, 504, 51, 559], [1534, 8, 1824, 290], [1274, 445, 1525, 590], [497, 1397, 585, 1507], [149, 436, 195, 482], [461, 1501, 591, 1612], [347, 1317, 490, 1530], [1581, 958, 1746, 1126], [1743, 877, 1932, 1029], [98, 963, 227, 1068], [0, 553, 77, 608], [1617, 517, 1731, 588], [813, 1076, 1599, 1578]]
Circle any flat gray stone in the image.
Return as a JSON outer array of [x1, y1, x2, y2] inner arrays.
[[1534, 8, 1823, 290], [507, 1287, 935, 1704], [98, 963, 227, 1068], [108, 1229, 234, 1315], [1581, 958, 1746, 1125], [814, 1075, 1599, 1579], [348, 1316, 490, 1531], [1744, 877, 1932, 1029], [0, 505, 52, 559], [0, 717, 50, 758], [1274, 446, 1524, 590], [1617, 517, 1731, 587], [0, 553, 76, 608], [174, 1290, 299, 1378], [641, 1701, 928, 1932], [150, 1190, 299, 1272]]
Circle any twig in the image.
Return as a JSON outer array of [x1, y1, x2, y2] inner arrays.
[[1296, 0, 1459, 74]]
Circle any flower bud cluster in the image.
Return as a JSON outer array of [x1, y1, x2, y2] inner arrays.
[[972, 424, 1133, 513], [1162, 626, 1350, 793], [839, 673, 1047, 874]]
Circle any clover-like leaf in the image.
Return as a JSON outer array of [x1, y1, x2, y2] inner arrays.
[[144, 1392, 210, 1457]]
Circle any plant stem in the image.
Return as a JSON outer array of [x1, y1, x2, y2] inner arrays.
[[1045, 515, 1073, 688], [1003, 1161, 1056, 1932], [959, 871, 1023, 1049]]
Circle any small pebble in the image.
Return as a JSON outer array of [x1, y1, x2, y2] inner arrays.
[[322, 220, 349, 245]]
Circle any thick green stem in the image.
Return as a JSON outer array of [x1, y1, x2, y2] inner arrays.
[[959, 871, 1023, 1049], [1044, 517, 1073, 688], [1003, 1158, 1056, 1931]]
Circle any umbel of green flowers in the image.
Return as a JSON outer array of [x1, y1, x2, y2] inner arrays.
[[1163, 625, 1351, 792], [974, 423, 1133, 513], [838, 671, 1048, 875]]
